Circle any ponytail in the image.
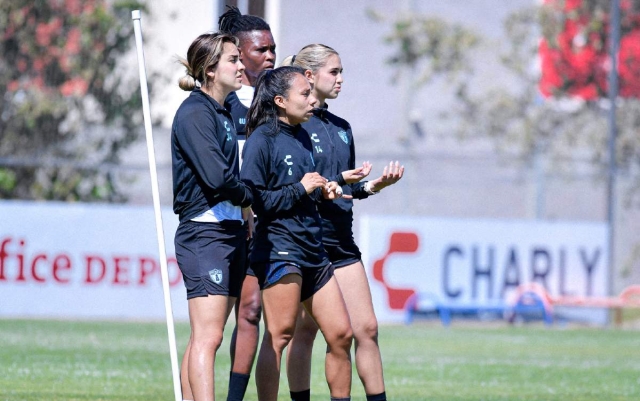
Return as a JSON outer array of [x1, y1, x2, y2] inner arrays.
[[245, 66, 306, 137]]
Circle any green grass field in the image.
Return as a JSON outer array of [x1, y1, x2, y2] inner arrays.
[[1, 318, 639, 400]]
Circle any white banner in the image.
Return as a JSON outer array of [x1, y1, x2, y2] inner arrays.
[[360, 215, 609, 324], [1, 202, 609, 325], [0, 201, 187, 320]]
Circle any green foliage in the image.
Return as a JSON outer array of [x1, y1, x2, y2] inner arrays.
[[0, 0, 147, 201], [367, 8, 480, 87], [0, 168, 16, 193]]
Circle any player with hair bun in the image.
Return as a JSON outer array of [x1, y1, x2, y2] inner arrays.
[[172, 32, 252, 401]]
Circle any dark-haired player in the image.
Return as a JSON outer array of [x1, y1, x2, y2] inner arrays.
[[241, 65, 354, 401], [219, 6, 276, 401]]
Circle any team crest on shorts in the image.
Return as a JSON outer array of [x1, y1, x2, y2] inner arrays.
[[337, 130, 349, 144], [209, 269, 223, 284]]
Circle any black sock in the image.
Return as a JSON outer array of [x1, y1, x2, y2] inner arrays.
[[366, 392, 387, 401], [290, 389, 310, 401], [330, 398, 350, 401], [226, 372, 250, 401]]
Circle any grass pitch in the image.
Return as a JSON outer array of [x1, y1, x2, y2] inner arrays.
[[1, 318, 639, 400]]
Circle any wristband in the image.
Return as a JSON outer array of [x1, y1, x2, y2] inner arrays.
[[364, 181, 379, 195]]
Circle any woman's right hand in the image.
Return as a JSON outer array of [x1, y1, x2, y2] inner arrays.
[[300, 172, 328, 194], [341, 161, 372, 184]]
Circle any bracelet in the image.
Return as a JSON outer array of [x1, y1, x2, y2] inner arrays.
[[364, 181, 379, 195]]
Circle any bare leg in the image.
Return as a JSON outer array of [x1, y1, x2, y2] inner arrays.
[[229, 275, 262, 370], [285, 306, 318, 392], [187, 295, 236, 401], [335, 261, 385, 395], [302, 276, 353, 398], [181, 336, 194, 400], [255, 274, 302, 401]]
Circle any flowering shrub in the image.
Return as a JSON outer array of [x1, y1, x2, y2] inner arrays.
[[539, 0, 640, 99], [0, 0, 147, 201]]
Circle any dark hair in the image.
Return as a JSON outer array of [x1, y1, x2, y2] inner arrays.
[[245, 66, 306, 136], [178, 32, 238, 91], [218, 6, 271, 36]]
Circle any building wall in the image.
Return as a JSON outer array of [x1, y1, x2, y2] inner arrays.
[[130, 0, 640, 292]]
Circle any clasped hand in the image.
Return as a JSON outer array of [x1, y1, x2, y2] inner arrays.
[[300, 172, 348, 199]]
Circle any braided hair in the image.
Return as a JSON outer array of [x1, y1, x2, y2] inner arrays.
[[218, 6, 271, 36]]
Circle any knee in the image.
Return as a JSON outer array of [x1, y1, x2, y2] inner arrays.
[[239, 296, 262, 326], [269, 327, 295, 352], [355, 318, 379, 344], [193, 332, 224, 353], [326, 325, 353, 353]]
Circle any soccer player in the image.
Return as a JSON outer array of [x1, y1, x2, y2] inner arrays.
[[218, 6, 276, 401], [240, 66, 354, 401], [282, 44, 404, 401], [171, 33, 252, 401]]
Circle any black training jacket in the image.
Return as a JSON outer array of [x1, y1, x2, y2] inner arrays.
[[171, 88, 252, 222], [240, 122, 329, 268], [301, 106, 370, 237]]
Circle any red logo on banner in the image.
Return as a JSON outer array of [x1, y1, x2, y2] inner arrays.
[[372, 232, 420, 310]]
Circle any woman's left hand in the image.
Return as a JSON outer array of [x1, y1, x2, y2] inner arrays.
[[369, 161, 405, 192]]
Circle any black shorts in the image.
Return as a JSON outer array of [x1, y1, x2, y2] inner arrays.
[[174, 220, 247, 299], [252, 261, 334, 301], [323, 234, 361, 269]]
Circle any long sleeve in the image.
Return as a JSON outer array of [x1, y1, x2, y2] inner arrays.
[[240, 133, 306, 216], [175, 107, 252, 208], [241, 123, 328, 268], [348, 133, 369, 199]]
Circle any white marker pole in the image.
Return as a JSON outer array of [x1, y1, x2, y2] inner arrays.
[[131, 10, 182, 401]]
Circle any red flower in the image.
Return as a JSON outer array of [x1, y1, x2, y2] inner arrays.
[[65, 28, 82, 55], [59, 77, 89, 97], [618, 30, 640, 97], [7, 81, 20, 92]]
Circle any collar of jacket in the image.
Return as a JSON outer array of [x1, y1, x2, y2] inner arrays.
[[278, 120, 300, 137], [312, 103, 330, 120], [194, 88, 230, 114]]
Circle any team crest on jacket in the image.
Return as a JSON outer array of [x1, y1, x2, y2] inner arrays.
[[209, 269, 223, 284], [338, 130, 349, 144]]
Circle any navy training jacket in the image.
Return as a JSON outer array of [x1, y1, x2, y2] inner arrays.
[[171, 88, 252, 222], [301, 106, 370, 236], [240, 122, 329, 268]]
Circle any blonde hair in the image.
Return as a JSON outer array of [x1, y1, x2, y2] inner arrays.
[[178, 32, 239, 91], [280, 44, 339, 73]]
